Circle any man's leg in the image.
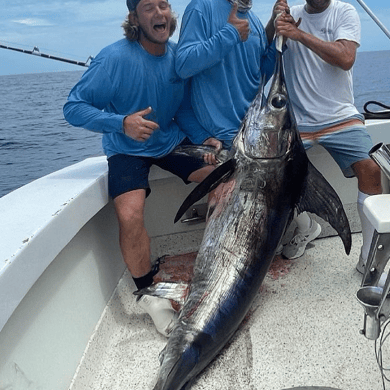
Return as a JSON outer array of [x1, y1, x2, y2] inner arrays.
[[114, 189, 151, 277], [353, 158, 382, 273], [108, 152, 180, 337], [187, 164, 215, 183], [113, 189, 177, 337]]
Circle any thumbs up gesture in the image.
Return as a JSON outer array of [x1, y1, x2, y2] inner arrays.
[[123, 107, 159, 142], [228, 3, 249, 42]]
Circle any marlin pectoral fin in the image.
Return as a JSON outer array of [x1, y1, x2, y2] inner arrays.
[[297, 162, 352, 255], [134, 282, 189, 306], [174, 159, 236, 223]]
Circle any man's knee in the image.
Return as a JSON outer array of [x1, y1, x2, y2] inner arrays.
[[352, 159, 382, 194], [114, 189, 146, 228]]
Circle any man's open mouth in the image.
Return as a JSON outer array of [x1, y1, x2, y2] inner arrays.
[[153, 23, 167, 32]]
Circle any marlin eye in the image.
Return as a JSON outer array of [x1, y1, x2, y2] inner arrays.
[[271, 95, 286, 109]]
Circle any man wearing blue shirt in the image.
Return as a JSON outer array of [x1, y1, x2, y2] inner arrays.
[[176, 0, 288, 149], [64, 0, 217, 337]]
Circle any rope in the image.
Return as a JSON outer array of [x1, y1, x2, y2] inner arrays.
[[363, 101, 390, 120]]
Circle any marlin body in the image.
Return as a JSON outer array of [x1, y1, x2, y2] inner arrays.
[[138, 51, 351, 390]]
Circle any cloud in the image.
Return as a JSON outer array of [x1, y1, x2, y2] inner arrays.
[[13, 18, 54, 27]]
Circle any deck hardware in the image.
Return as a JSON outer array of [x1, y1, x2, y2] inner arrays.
[[180, 203, 207, 224]]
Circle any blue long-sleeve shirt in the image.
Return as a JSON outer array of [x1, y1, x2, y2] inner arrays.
[[64, 39, 209, 158], [176, 0, 276, 147]]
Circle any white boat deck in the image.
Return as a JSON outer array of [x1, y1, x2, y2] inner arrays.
[[2, 120, 390, 390], [69, 232, 388, 390]]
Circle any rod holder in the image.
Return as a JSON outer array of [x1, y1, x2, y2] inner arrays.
[[370, 143, 390, 181], [356, 286, 382, 340]]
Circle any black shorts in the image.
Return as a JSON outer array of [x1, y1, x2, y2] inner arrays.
[[108, 139, 205, 199]]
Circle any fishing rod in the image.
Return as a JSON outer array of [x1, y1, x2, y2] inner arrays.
[[0, 42, 92, 67], [355, 0, 390, 40]]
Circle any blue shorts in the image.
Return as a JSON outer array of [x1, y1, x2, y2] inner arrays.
[[300, 117, 373, 178], [107, 139, 206, 199]]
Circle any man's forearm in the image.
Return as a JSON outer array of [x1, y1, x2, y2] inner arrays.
[[294, 30, 357, 70]]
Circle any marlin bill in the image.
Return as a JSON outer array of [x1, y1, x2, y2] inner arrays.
[[136, 49, 351, 390]]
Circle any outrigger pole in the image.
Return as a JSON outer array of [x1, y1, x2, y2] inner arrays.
[[355, 0, 390, 40], [0, 42, 92, 67]]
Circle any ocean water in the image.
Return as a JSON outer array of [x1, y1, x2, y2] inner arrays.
[[1, 50, 390, 199], [0, 71, 101, 198]]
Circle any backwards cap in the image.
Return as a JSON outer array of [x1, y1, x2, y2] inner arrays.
[[127, 0, 142, 11]]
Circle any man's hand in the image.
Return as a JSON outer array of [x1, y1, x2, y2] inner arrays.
[[123, 107, 159, 142], [272, 0, 289, 21], [265, 0, 290, 44], [228, 3, 250, 42], [275, 11, 301, 42], [203, 137, 222, 165]]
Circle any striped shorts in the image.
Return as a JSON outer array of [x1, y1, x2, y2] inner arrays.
[[300, 116, 373, 178]]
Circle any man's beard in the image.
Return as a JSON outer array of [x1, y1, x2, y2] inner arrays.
[[226, 0, 252, 13]]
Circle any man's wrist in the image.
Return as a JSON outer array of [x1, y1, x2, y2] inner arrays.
[[122, 115, 128, 134]]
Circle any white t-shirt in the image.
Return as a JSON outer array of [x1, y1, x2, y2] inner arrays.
[[283, 0, 361, 128]]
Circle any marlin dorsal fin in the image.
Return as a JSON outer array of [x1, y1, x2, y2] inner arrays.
[[297, 161, 352, 255]]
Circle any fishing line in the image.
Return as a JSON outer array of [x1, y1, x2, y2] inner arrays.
[[375, 318, 390, 389]]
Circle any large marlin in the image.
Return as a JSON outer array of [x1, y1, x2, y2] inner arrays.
[[137, 49, 351, 390]]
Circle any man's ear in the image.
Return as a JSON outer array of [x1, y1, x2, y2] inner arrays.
[[128, 11, 139, 26]]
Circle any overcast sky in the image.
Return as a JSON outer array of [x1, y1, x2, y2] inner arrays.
[[1, 0, 389, 76]]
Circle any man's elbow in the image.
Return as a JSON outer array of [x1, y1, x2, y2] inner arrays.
[[63, 102, 73, 123], [63, 101, 82, 127], [175, 56, 192, 79], [336, 41, 357, 71], [339, 56, 355, 71], [340, 61, 355, 71], [330, 50, 355, 71]]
